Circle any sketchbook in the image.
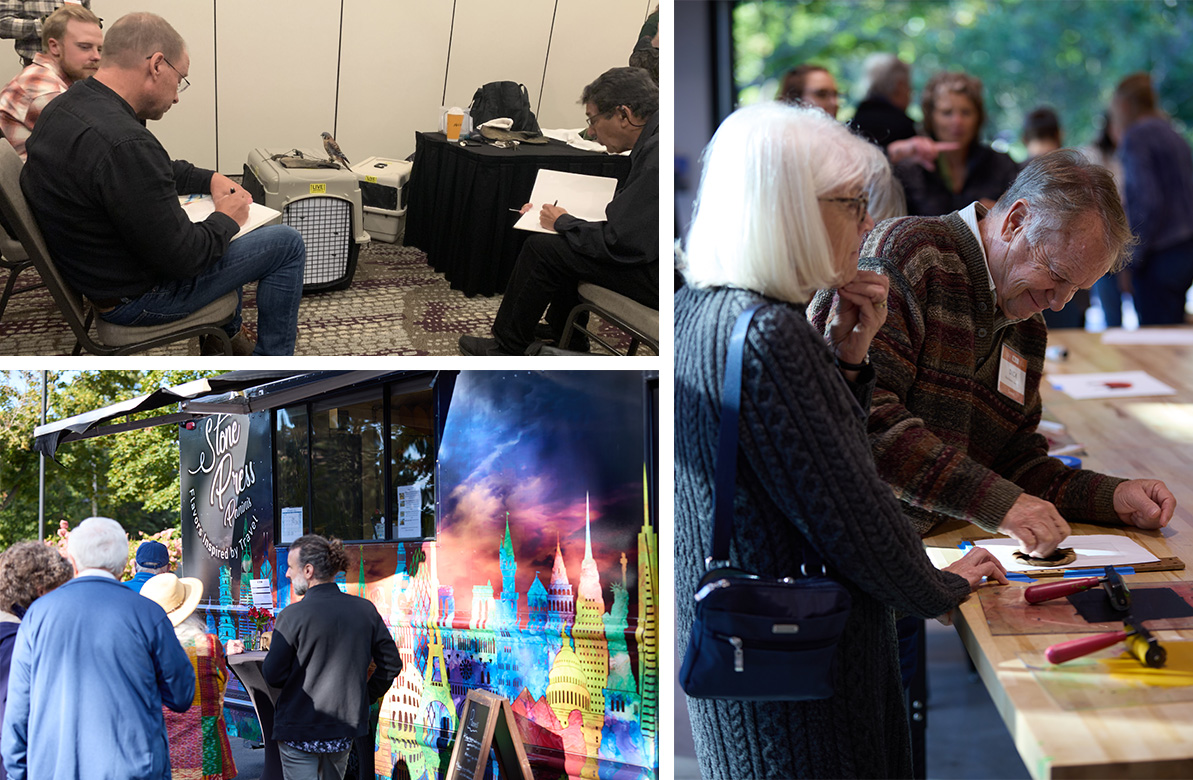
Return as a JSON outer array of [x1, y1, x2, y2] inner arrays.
[[513, 169, 618, 235], [179, 194, 281, 240]]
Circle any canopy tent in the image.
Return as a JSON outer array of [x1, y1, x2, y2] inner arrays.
[[33, 370, 396, 459]]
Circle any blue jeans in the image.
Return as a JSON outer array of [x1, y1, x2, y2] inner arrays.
[[1132, 237, 1193, 326], [1093, 273, 1124, 328], [100, 225, 306, 355]]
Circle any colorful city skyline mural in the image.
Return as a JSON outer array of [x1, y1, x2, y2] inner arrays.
[[370, 371, 658, 780], [250, 371, 658, 779]]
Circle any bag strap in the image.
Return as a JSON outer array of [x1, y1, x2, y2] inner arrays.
[[708, 301, 830, 577], [709, 303, 762, 566]]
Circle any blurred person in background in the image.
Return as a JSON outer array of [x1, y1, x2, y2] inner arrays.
[[1110, 71, 1193, 326], [895, 70, 1019, 216], [776, 63, 839, 118]]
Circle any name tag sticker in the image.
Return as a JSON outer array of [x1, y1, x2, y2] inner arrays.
[[998, 343, 1028, 404], [309, 183, 326, 194]]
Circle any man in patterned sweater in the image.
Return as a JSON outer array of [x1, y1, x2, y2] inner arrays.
[[810, 149, 1177, 557]]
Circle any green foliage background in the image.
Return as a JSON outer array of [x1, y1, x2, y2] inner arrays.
[[735, 0, 1193, 159], [0, 370, 209, 548]]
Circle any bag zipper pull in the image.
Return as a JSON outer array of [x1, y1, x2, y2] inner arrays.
[[730, 636, 744, 672]]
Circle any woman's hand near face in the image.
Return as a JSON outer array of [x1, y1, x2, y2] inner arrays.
[[826, 269, 889, 367]]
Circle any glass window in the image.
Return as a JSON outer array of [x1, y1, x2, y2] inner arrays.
[[390, 387, 435, 540], [274, 404, 310, 538], [310, 391, 386, 541]]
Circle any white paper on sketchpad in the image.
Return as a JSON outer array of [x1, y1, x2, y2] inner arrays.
[[1101, 328, 1193, 346], [974, 535, 1160, 572], [1046, 370, 1176, 400], [179, 194, 281, 240], [513, 169, 618, 234]]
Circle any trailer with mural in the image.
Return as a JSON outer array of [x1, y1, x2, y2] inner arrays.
[[35, 370, 659, 780]]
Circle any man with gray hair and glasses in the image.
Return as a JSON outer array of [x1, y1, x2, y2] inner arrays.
[[1, 516, 194, 780], [21, 11, 306, 355], [810, 149, 1177, 558]]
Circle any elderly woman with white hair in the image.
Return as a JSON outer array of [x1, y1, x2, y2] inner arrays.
[[675, 102, 1007, 779]]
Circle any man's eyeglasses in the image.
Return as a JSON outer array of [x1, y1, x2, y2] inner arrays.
[[147, 54, 189, 93], [585, 110, 613, 128], [805, 88, 840, 100], [819, 193, 870, 224]]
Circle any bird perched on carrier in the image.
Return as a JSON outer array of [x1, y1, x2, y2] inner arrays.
[[321, 132, 350, 167]]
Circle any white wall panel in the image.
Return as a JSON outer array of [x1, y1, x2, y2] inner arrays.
[[215, 0, 339, 172], [442, 0, 556, 116], [539, 0, 652, 130], [336, 0, 453, 162], [0, 54, 23, 87], [100, 0, 218, 168]]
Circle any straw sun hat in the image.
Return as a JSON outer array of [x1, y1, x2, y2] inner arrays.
[[141, 573, 204, 626]]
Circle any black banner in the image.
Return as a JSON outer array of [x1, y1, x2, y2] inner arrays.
[[180, 412, 274, 628]]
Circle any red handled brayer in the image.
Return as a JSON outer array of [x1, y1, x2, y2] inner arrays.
[[1045, 621, 1166, 668], [1023, 565, 1130, 611]]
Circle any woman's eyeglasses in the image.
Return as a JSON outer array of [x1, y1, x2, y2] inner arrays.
[[819, 193, 870, 224]]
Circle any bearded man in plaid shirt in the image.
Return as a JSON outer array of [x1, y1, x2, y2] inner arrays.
[[0, 3, 100, 158], [0, 0, 91, 65]]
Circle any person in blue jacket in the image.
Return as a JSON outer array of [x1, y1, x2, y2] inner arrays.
[[124, 539, 171, 593], [1, 517, 195, 780]]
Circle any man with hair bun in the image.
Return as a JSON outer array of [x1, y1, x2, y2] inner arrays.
[[21, 11, 307, 355], [253, 534, 401, 780]]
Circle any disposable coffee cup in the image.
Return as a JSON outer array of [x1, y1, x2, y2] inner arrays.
[[446, 107, 465, 141]]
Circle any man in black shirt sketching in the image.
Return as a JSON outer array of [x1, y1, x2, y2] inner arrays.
[[22, 11, 306, 355], [459, 67, 659, 356]]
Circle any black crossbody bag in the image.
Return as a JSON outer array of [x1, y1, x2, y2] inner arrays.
[[679, 303, 853, 701]]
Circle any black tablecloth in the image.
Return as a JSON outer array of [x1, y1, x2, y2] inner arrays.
[[405, 132, 632, 297]]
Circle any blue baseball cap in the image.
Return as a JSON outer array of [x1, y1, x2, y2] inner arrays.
[[135, 540, 170, 568]]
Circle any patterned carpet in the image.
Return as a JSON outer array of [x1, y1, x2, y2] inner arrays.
[[0, 240, 617, 356]]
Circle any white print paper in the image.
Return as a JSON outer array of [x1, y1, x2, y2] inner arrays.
[[280, 506, 303, 544], [1046, 371, 1176, 400], [514, 169, 618, 234], [250, 579, 273, 609], [396, 485, 422, 540], [974, 535, 1160, 573], [1101, 328, 1193, 346], [179, 195, 281, 240]]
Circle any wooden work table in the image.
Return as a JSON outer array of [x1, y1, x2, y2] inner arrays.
[[922, 328, 1193, 780]]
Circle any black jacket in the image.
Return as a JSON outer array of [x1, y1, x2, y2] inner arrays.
[[553, 112, 658, 266], [263, 583, 402, 741], [23, 78, 238, 300], [850, 96, 916, 150], [895, 142, 1020, 217]]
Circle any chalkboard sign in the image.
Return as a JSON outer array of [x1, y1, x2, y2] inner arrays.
[[444, 690, 531, 780]]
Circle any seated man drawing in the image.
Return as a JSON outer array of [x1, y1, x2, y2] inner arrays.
[[0, 4, 101, 160], [21, 12, 306, 355], [459, 66, 659, 356]]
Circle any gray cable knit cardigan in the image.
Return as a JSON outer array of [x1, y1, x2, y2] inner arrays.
[[675, 284, 971, 780]]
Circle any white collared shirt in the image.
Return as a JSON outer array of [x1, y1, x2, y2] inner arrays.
[[957, 201, 997, 295], [76, 568, 118, 580]]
